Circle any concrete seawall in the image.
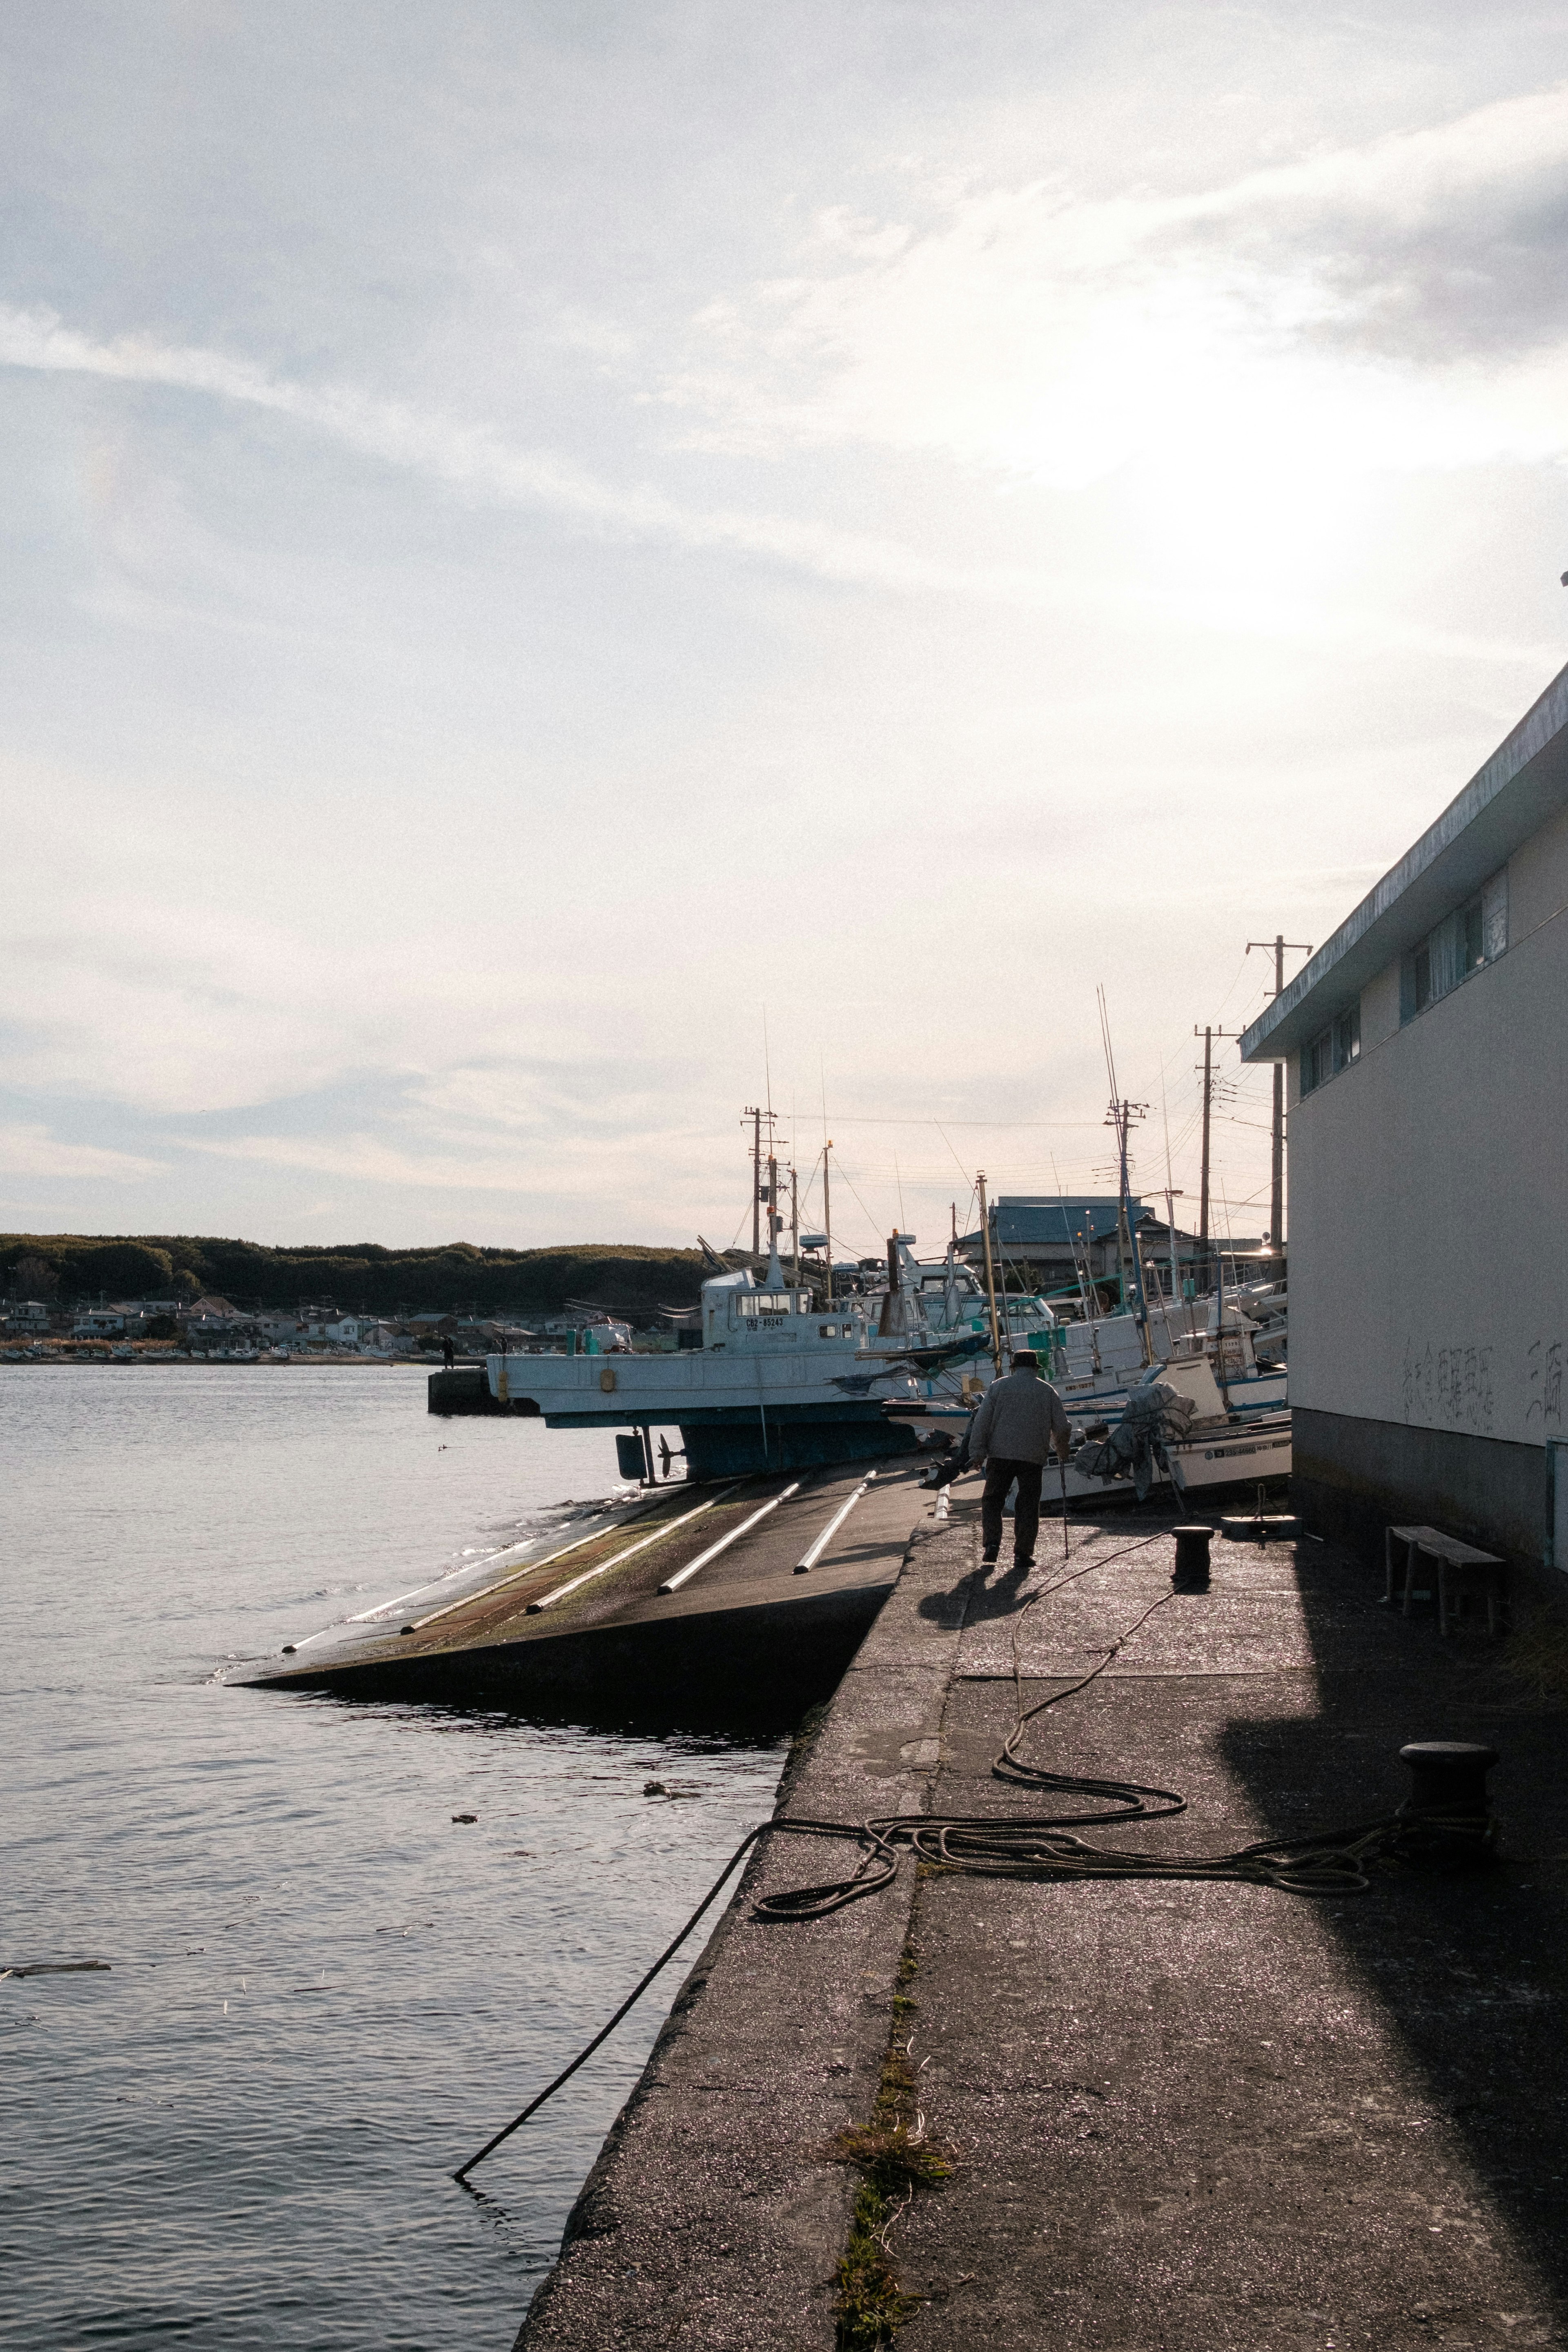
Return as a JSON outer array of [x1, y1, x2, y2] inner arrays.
[[512, 1499, 1568, 2348]]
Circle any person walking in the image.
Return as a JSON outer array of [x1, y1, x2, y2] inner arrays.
[[967, 1348, 1071, 1570]]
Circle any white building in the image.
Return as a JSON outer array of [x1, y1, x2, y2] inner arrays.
[[323, 1316, 385, 1347], [1242, 661, 1568, 1578]]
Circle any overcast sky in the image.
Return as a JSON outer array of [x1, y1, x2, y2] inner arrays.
[[4, 2, 1566, 1260]]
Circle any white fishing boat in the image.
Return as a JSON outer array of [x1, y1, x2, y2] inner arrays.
[[483, 1076, 1290, 1491], [487, 1220, 1291, 1488], [484, 1242, 949, 1477]]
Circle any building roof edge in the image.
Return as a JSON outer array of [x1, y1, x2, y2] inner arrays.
[[1241, 657, 1568, 1062]]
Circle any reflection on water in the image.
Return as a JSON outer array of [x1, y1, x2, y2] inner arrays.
[[1, 1366, 785, 2349]]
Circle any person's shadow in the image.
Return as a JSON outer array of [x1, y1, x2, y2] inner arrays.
[[918, 1557, 1034, 1628]]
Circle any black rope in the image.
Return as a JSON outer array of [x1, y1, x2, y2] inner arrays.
[[453, 1824, 767, 2183]]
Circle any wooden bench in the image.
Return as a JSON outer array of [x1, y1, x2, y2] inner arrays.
[[1383, 1523, 1507, 1637]]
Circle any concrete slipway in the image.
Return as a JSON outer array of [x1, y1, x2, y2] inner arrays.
[[514, 1497, 1568, 2351], [239, 1461, 931, 1731]]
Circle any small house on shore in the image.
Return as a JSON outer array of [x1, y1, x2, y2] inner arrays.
[[1242, 659, 1568, 1583]]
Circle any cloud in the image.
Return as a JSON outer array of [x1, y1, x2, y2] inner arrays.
[[0, 302, 978, 600], [0, 1123, 165, 1180], [2, 258, 1557, 661], [174, 1131, 535, 1193], [176, 1108, 713, 1203], [1173, 85, 1568, 364], [666, 85, 1568, 491]]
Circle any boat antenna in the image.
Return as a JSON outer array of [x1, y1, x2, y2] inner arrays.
[[820, 1057, 833, 1307], [743, 1105, 762, 1258], [791, 1087, 799, 1282]]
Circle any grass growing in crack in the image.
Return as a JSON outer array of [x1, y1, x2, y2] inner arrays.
[[827, 1943, 955, 2347], [830, 2120, 953, 2194], [834, 2181, 923, 2349]]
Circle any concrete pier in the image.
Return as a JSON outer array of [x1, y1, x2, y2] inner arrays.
[[514, 1497, 1568, 2349]]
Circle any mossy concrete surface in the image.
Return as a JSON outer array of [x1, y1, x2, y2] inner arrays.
[[517, 1498, 1568, 2349], [514, 1502, 968, 2351]]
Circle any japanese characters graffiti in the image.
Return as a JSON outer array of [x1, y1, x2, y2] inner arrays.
[[1400, 1339, 1495, 1432], [1526, 1337, 1565, 1429]]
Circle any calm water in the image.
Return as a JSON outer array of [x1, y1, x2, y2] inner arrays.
[[0, 1366, 786, 2351]]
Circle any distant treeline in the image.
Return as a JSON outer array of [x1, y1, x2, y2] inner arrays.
[[0, 1234, 730, 1319]]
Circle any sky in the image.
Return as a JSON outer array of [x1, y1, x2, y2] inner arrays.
[[4, 0, 1568, 1262]]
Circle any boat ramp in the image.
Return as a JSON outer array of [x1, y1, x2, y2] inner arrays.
[[238, 1457, 931, 1731]]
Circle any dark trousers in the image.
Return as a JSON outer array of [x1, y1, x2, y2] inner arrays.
[[981, 1457, 1043, 1563]]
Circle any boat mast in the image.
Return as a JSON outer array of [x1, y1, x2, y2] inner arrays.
[[790, 1164, 799, 1284], [767, 1148, 778, 1277], [1109, 1094, 1149, 1341], [1161, 1186, 1184, 1330], [823, 1141, 833, 1306], [745, 1105, 762, 1259], [1097, 986, 1149, 1351], [977, 1169, 1004, 1375]]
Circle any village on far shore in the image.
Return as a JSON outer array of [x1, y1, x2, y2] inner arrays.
[[0, 1195, 1266, 1368], [0, 1292, 585, 1363]]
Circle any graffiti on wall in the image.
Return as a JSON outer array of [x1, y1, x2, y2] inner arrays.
[[1400, 1336, 1564, 1436], [1526, 1338, 1565, 1429], [1400, 1340, 1495, 1431]]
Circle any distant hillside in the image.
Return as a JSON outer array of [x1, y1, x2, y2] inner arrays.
[[0, 1234, 738, 1320]]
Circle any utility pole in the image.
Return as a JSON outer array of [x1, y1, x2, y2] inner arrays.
[[1245, 936, 1312, 1259], [1106, 1095, 1149, 1332], [1192, 1028, 1242, 1292], [976, 1169, 1004, 1374]]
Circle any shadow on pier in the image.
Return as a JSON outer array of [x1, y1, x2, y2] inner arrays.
[[1219, 1534, 1568, 2323]]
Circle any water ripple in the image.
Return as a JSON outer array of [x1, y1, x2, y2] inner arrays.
[[2, 1366, 784, 2349]]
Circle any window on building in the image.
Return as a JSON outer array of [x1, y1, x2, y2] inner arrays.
[[1300, 998, 1362, 1097], [1334, 1002, 1360, 1071], [1401, 870, 1508, 1022]]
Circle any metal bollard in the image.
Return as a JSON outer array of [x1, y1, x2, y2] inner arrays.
[[1396, 1740, 1498, 1870], [1171, 1524, 1213, 1592]]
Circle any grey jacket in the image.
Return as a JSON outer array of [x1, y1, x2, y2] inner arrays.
[[968, 1369, 1070, 1466]]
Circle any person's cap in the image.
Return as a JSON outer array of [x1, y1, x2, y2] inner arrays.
[[1011, 1349, 1038, 1370]]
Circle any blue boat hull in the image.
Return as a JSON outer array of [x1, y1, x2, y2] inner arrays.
[[679, 1417, 918, 1481]]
